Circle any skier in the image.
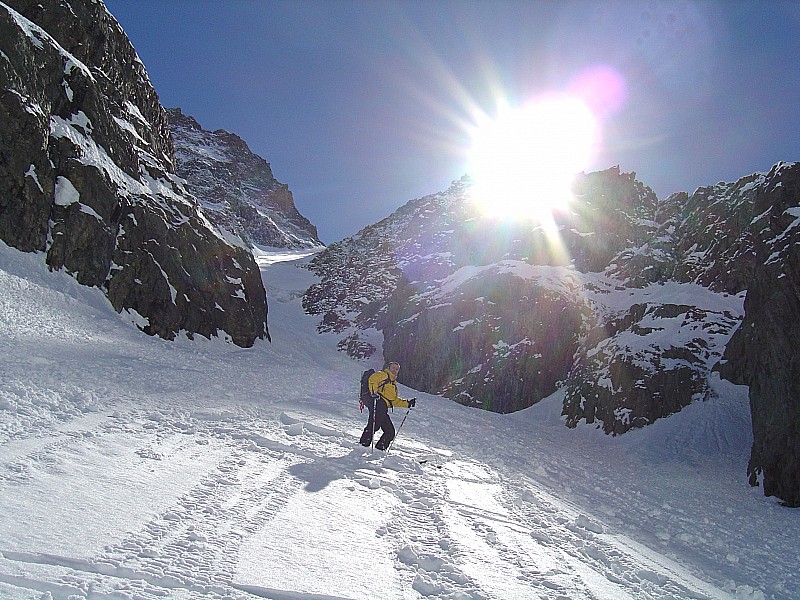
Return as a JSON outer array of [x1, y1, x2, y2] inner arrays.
[[359, 361, 415, 450]]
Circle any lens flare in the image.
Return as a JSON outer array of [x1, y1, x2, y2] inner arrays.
[[568, 65, 627, 118]]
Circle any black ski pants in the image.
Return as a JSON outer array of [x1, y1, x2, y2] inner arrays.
[[360, 396, 395, 450]]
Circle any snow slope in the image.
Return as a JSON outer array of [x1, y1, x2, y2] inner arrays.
[[0, 240, 797, 600]]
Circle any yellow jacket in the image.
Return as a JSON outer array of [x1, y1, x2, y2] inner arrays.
[[369, 369, 410, 409]]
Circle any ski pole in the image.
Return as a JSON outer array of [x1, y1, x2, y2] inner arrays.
[[385, 406, 412, 457], [370, 395, 377, 454]]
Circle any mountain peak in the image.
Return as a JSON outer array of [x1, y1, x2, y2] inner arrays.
[[167, 108, 322, 249]]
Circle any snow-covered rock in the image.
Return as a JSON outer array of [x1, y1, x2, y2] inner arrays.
[[0, 0, 269, 347], [167, 107, 322, 249], [564, 281, 744, 434]]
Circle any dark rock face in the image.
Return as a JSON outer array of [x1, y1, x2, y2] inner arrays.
[[566, 168, 658, 273], [719, 162, 800, 506], [0, 0, 268, 347], [167, 108, 322, 249], [384, 264, 588, 413]]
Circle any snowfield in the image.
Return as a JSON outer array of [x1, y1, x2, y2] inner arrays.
[[0, 240, 797, 600]]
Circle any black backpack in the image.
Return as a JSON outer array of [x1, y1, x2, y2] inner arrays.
[[360, 369, 376, 402]]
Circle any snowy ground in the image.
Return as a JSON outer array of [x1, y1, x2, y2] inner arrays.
[[1, 240, 798, 600]]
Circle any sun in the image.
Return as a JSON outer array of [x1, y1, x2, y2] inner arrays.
[[468, 95, 598, 222]]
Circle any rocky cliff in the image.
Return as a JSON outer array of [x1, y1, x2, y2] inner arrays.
[[718, 162, 800, 506], [303, 163, 800, 505], [167, 108, 322, 249], [562, 169, 760, 435], [0, 0, 269, 347]]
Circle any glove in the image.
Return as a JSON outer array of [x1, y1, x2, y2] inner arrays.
[[408, 398, 416, 408]]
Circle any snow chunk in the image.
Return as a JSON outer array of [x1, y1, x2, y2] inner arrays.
[[286, 422, 304, 436], [574, 514, 606, 534], [54, 176, 80, 207]]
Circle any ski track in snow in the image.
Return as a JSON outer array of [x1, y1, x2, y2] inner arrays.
[[0, 242, 797, 599], [0, 411, 737, 600]]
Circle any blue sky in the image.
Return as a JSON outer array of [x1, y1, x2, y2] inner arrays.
[[104, 0, 800, 244]]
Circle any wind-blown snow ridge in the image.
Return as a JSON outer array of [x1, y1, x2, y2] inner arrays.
[[0, 240, 795, 599], [415, 262, 582, 304]]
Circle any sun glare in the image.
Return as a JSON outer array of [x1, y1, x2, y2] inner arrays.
[[468, 95, 598, 222]]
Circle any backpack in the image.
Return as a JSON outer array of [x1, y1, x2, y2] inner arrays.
[[360, 369, 375, 403]]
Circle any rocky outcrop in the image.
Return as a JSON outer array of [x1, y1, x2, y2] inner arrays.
[[303, 178, 473, 359], [606, 175, 759, 294], [0, 0, 268, 346], [718, 162, 800, 506], [384, 263, 589, 413], [566, 168, 659, 273], [167, 108, 322, 249], [562, 170, 761, 435], [563, 291, 743, 435]]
